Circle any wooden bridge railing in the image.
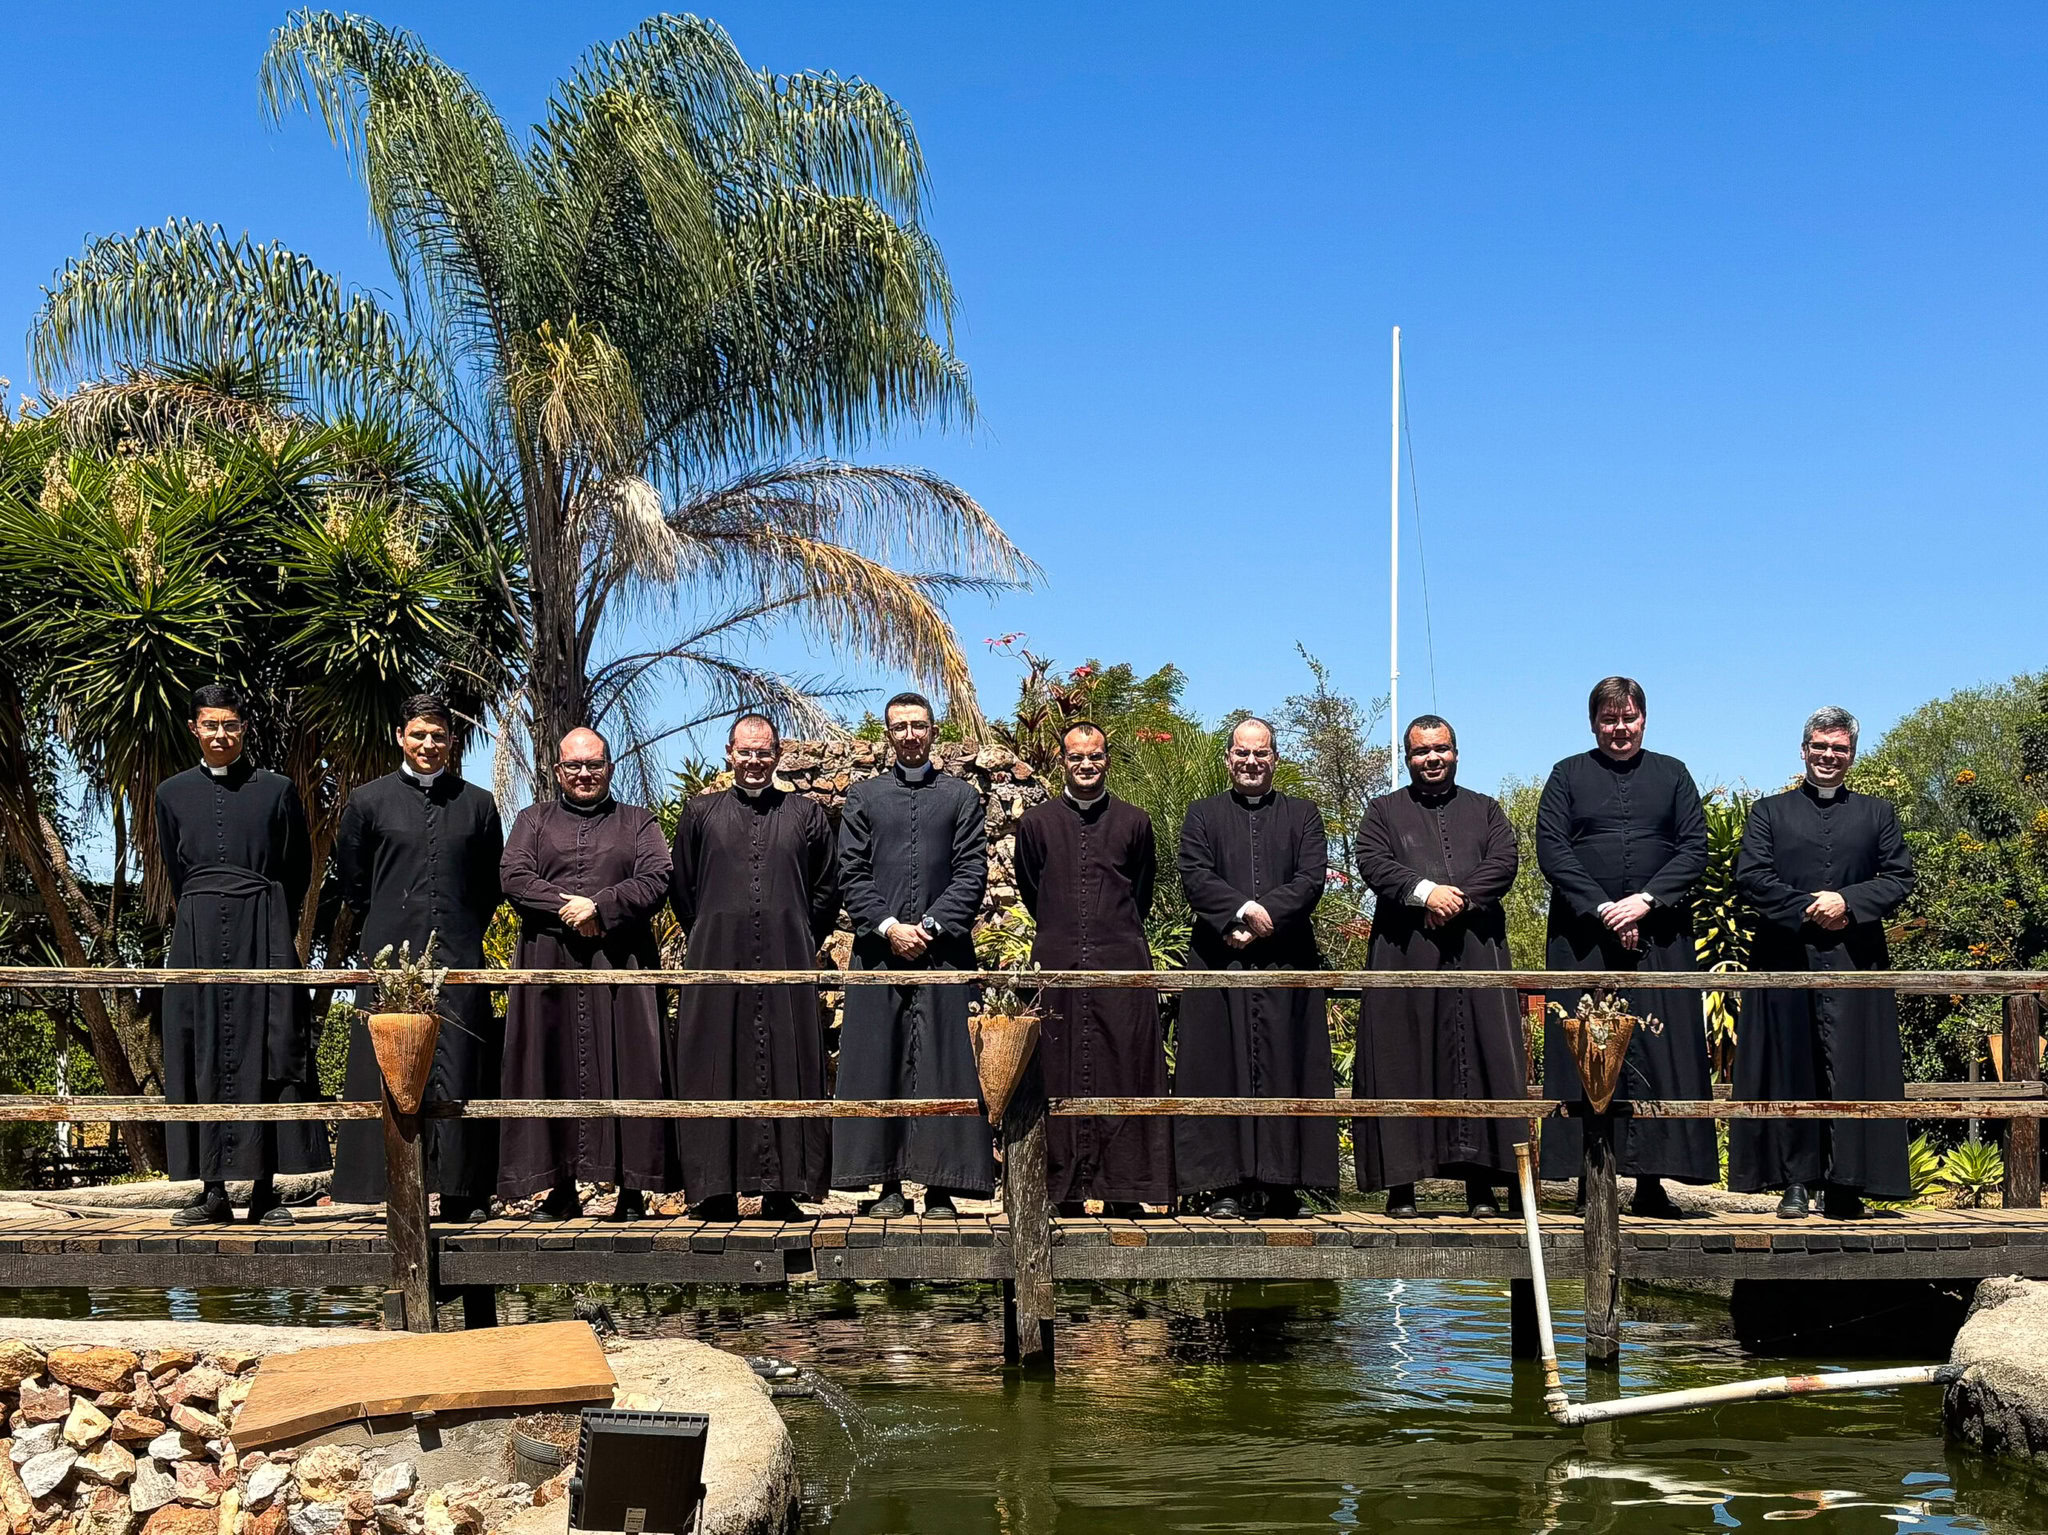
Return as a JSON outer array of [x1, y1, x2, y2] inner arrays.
[[0, 967, 2038, 1362]]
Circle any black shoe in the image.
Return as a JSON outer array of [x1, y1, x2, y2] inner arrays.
[[609, 1189, 646, 1222], [540, 1185, 583, 1221], [1629, 1178, 1683, 1220], [867, 1190, 909, 1218], [171, 1190, 231, 1227], [1262, 1187, 1303, 1219], [1055, 1200, 1089, 1219], [1206, 1194, 1245, 1219], [245, 1185, 295, 1227], [689, 1193, 739, 1221], [1465, 1180, 1501, 1219], [1104, 1202, 1149, 1220], [439, 1197, 490, 1223], [1822, 1185, 1866, 1221], [922, 1189, 959, 1218], [1385, 1183, 1420, 1219], [1775, 1183, 1811, 1220], [757, 1193, 806, 1222]]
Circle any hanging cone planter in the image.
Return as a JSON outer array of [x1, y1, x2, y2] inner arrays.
[[1552, 992, 1659, 1114], [969, 1009, 1041, 1127], [367, 1011, 441, 1115]]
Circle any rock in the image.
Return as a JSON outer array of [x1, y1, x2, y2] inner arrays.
[[1945, 1275, 2048, 1471], [214, 1489, 238, 1535], [213, 1383, 249, 1422], [171, 1462, 218, 1508], [136, 1359, 194, 1382], [63, 1403, 113, 1449], [128, 1463, 176, 1516], [291, 1449, 359, 1505], [285, 1506, 343, 1535], [109, 1418, 162, 1449], [28, 1499, 66, 1533], [245, 1510, 283, 1535], [238, 1466, 286, 1512], [529, 1473, 569, 1511], [0, 1452, 38, 1531], [11, 1426, 61, 1465], [91, 1397, 131, 1415], [204, 1357, 258, 1380], [159, 1371, 223, 1411], [17, 1386, 69, 1427], [143, 1437, 196, 1467], [126, 1385, 161, 1423], [417, 1495, 476, 1535], [163, 1411, 220, 1445], [76, 1487, 136, 1535], [139, 1508, 213, 1535], [18, 1451, 75, 1500], [46, 1353, 139, 1399], [0, 1347, 45, 1394], [74, 1442, 135, 1487], [364, 1467, 410, 1509]]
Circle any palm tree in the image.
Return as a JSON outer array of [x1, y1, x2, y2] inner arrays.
[[33, 12, 1033, 783]]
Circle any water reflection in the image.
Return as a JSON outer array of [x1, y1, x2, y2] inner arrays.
[[1, 1278, 2041, 1531]]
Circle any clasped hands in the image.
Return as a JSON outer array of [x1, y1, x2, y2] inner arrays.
[[1805, 890, 1849, 931], [1225, 901, 1277, 949], [556, 894, 600, 937], [887, 920, 932, 960], [1599, 892, 1653, 953]]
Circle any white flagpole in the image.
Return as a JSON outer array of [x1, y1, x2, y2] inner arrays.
[[1389, 326, 1402, 770]]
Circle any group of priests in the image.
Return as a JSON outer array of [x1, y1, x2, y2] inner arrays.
[[154, 675, 1913, 1227]]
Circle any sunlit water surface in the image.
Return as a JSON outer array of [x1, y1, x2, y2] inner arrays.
[[5, 1278, 2045, 1532]]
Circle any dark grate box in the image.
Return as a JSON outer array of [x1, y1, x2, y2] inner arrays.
[[568, 1408, 710, 1534]]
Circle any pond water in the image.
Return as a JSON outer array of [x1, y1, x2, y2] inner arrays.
[[4, 1278, 2045, 1532]]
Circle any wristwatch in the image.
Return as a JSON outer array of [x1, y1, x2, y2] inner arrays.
[[919, 915, 943, 940]]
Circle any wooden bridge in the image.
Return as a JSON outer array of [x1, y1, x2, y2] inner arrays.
[[0, 965, 2039, 1367]]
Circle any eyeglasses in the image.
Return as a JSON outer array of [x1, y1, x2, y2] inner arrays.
[[558, 760, 609, 774], [1063, 751, 1107, 766], [1228, 749, 1274, 762], [731, 750, 778, 763], [1806, 744, 1854, 756], [195, 720, 245, 734]]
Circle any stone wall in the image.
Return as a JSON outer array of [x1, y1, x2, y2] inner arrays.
[[1945, 1275, 2048, 1472]]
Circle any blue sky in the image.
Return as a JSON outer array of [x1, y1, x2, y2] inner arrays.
[[4, 3, 2043, 797]]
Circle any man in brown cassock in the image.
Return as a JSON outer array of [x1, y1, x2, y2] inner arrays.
[[1015, 721, 1170, 1215], [1354, 715, 1526, 1217], [499, 728, 673, 1219], [668, 713, 839, 1220]]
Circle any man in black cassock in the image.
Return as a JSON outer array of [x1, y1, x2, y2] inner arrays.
[[1537, 676, 1717, 1214], [1355, 715, 1526, 1217], [1731, 706, 1915, 1220], [331, 693, 504, 1218], [1175, 717, 1338, 1219], [668, 713, 839, 1221], [156, 683, 327, 1227], [833, 691, 993, 1217], [1016, 721, 1170, 1216], [498, 728, 673, 1220]]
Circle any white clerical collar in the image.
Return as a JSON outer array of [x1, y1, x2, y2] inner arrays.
[[1065, 788, 1107, 810], [204, 760, 241, 779], [401, 764, 444, 787], [1807, 778, 1842, 800], [733, 781, 772, 800], [894, 760, 936, 782]]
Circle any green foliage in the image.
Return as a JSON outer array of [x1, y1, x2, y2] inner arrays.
[[1849, 672, 2046, 837], [1871, 1135, 1946, 1211], [1696, 789, 1758, 1069], [364, 936, 445, 1014], [1941, 1138, 2005, 1208], [1496, 776, 1548, 970]]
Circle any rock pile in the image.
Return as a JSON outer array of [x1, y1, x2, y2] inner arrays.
[[0, 1343, 556, 1535]]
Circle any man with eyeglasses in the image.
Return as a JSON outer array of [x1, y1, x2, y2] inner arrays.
[[498, 727, 673, 1220], [1354, 716, 1526, 1218], [1015, 721, 1169, 1217], [1174, 717, 1339, 1219], [833, 691, 994, 1217], [1730, 707, 1915, 1221], [667, 714, 839, 1221], [155, 683, 328, 1226]]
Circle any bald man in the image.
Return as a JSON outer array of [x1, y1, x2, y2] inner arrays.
[[498, 728, 673, 1219]]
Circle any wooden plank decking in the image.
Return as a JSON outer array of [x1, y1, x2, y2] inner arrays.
[[0, 1203, 2041, 1292]]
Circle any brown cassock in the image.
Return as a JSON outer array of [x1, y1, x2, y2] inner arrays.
[[1015, 792, 1171, 1206], [1352, 783, 1527, 1191], [497, 795, 673, 1199]]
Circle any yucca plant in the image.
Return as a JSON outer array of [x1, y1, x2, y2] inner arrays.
[[1941, 1139, 2005, 1209], [1695, 789, 1758, 1076]]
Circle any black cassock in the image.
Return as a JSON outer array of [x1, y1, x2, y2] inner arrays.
[[1729, 785, 1916, 1198], [1175, 790, 1340, 1193], [1016, 793, 1171, 1206], [833, 765, 995, 1196], [668, 787, 840, 1201], [155, 760, 328, 1180], [330, 768, 505, 1205], [497, 797, 673, 1199], [1354, 783, 1527, 1191], [1537, 749, 1718, 1183]]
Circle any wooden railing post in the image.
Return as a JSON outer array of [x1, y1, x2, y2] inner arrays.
[[1581, 1108, 1621, 1368], [381, 1085, 436, 1331], [1001, 1050, 1054, 1367], [2004, 994, 2042, 1210]]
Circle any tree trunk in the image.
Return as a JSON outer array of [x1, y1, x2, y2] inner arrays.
[[522, 470, 588, 780]]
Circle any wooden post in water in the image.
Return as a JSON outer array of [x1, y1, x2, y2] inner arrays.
[[1510, 1279, 1541, 1359], [381, 1085, 436, 1331], [1581, 1109, 1621, 1367], [2005, 994, 2042, 1209], [1001, 1052, 1055, 1367]]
